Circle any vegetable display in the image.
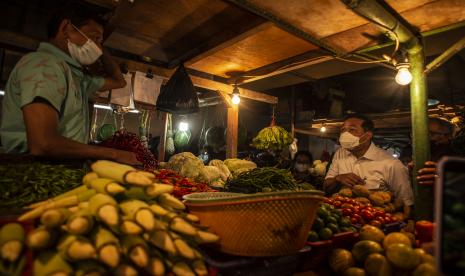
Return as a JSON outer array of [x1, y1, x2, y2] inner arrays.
[[324, 196, 398, 228], [100, 130, 158, 171], [252, 125, 293, 151], [6, 160, 218, 275], [328, 231, 438, 275], [154, 169, 217, 199], [0, 163, 84, 209], [224, 167, 314, 194], [307, 203, 357, 242]]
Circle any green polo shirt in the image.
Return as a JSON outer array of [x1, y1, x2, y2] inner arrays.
[[1, 42, 104, 153]]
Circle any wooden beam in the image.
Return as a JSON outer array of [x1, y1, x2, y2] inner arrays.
[[158, 112, 169, 162], [230, 50, 332, 84], [226, 105, 239, 158]]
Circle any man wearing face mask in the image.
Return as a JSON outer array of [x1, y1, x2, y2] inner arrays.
[[324, 114, 414, 216], [1, 6, 140, 165]]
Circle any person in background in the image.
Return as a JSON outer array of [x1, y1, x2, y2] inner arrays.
[[324, 114, 413, 217], [291, 151, 315, 185], [415, 117, 457, 185], [0, 5, 140, 165]]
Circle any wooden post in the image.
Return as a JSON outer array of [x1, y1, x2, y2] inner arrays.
[[291, 86, 296, 137], [158, 112, 169, 162], [226, 105, 239, 158]]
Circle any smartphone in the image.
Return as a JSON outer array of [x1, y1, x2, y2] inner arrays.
[[435, 156, 465, 275]]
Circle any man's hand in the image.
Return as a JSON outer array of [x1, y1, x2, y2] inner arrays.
[[417, 161, 437, 186], [113, 150, 142, 166], [335, 173, 364, 188]]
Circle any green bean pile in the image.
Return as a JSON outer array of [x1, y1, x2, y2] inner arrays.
[[0, 163, 85, 209], [224, 167, 299, 194]]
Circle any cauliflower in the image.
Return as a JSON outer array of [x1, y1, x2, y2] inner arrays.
[[198, 166, 224, 187], [224, 159, 257, 177], [311, 160, 328, 177], [166, 152, 204, 180], [208, 159, 231, 181]]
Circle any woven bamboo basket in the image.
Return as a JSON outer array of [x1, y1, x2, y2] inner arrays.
[[184, 191, 324, 257]]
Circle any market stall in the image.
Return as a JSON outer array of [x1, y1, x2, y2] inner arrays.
[[1, 0, 465, 275]]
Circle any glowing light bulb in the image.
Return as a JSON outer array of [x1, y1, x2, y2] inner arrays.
[[231, 93, 240, 105], [179, 122, 189, 131], [320, 126, 326, 133], [395, 66, 412, 85]]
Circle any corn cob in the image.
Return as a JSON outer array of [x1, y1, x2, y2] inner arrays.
[[0, 223, 25, 262], [120, 200, 155, 231], [124, 187, 152, 201], [145, 183, 174, 197], [83, 172, 99, 187], [121, 235, 149, 268], [27, 226, 55, 250], [91, 160, 152, 186], [89, 178, 126, 195], [33, 251, 72, 276], [196, 230, 220, 244], [148, 257, 165, 276], [158, 193, 185, 210], [89, 194, 119, 227], [28, 184, 89, 209], [172, 262, 195, 276], [114, 263, 138, 276], [41, 208, 71, 228], [75, 260, 106, 276], [57, 234, 96, 261], [120, 219, 143, 235], [18, 189, 96, 221], [170, 217, 197, 236], [148, 231, 177, 256], [91, 226, 121, 268], [192, 260, 208, 276], [172, 237, 196, 260], [65, 209, 94, 235], [184, 214, 200, 223], [150, 204, 170, 216]]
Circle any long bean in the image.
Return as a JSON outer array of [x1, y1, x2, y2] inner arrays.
[[0, 163, 85, 209], [224, 167, 298, 193]]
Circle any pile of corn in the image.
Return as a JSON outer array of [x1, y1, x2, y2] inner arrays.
[[0, 160, 219, 276]]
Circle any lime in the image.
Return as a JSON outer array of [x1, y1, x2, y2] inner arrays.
[[326, 216, 338, 225], [312, 217, 324, 231], [331, 213, 341, 221], [307, 231, 319, 242], [340, 218, 352, 227], [327, 223, 340, 234], [317, 207, 330, 219], [319, 227, 333, 240], [340, 227, 352, 232]]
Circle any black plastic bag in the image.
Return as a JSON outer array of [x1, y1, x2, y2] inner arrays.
[[156, 64, 199, 114]]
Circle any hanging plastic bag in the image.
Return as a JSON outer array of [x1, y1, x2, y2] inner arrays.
[[156, 64, 199, 114]]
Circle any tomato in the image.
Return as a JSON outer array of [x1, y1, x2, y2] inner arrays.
[[346, 199, 356, 205], [390, 216, 398, 222], [350, 217, 359, 224], [333, 200, 342, 208], [383, 216, 392, 224], [369, 220, 382, 228], [361, 210, 374, 221], [333, 196, 344, 202], [324, 198, 334, 204], [352, 206, 360, 213], [377, 217, 385, 225], [352, 214, 362, 223], [374, 211, 385, 217], [342, 208, 353, 216], [365, 207, 374, 212], [341, 203, 353, 209]]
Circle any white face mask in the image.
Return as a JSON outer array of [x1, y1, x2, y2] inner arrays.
[[339, 132, 365, 149], [67, 25, 102, 65], [295, 163, 309, 173]]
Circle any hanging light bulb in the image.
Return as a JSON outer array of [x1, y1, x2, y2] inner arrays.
[[320, 125, 327, 133], [231, 85, 240, 105], [179, 122, 189, 132], [395, 63, 412, 85]]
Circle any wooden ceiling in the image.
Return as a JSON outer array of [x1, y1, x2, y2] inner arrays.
[[98, 0, 465, 87], [1, 0, 465, 96]]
